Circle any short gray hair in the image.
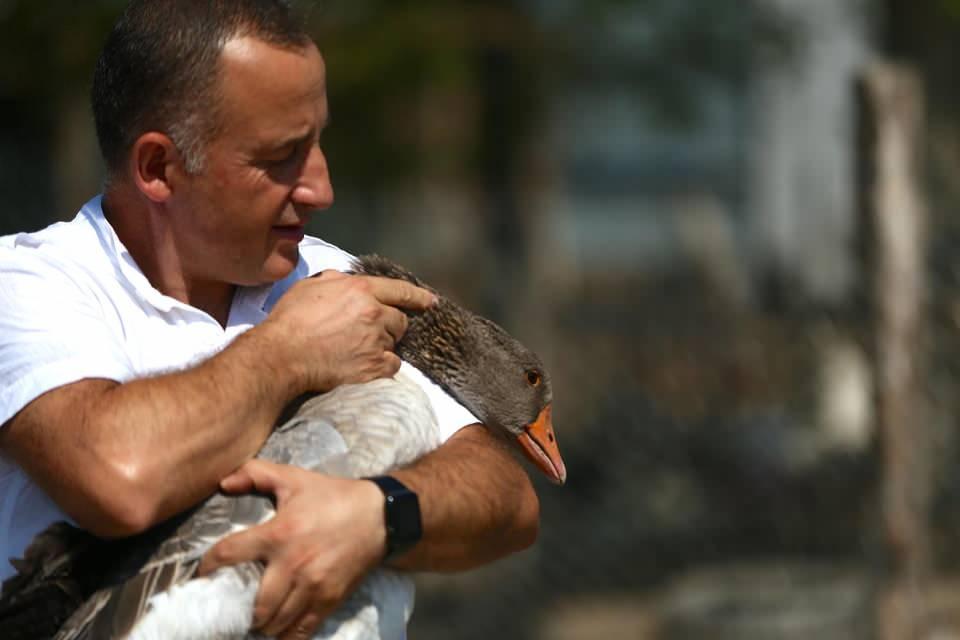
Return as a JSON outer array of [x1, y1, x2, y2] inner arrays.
[[92, 0, 312, 178]]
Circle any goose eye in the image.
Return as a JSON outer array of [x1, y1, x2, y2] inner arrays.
[[526, 371, 541, 387]]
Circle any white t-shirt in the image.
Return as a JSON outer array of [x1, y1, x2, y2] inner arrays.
[[0, 195, 477, 581]]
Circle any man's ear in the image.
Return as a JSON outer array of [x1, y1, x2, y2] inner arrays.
[[128, 132, 182, 203]]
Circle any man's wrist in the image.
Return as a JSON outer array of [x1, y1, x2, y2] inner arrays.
[[365, 475, 422, 561], [239, 320, 311, 396]]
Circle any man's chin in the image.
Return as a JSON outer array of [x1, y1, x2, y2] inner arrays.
[[258, 249, 301, 284]]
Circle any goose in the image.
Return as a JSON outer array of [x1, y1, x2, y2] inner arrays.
[[0, 254, 566, 640]]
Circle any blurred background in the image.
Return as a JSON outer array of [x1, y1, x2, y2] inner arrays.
[[4, 0, 960, 637]]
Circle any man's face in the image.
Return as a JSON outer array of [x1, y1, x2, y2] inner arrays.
[[168, 36, 334, 287]]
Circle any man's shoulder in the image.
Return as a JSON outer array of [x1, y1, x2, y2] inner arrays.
[[0, 214, 92, 253], [0, 199, 140, 323], [0, 211, 103, 286]]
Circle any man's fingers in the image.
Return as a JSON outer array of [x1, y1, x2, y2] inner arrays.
[[311, 269, 348, 281], [365, 277, 437, 311], [254, 561, 298, 631], [197, 525, 270, 576], [260, 576, 313, 636], [221, 459, 291, 499], [382, 352, 402, 378], [381, 307, 409, 343], [279, 611, 325, 640], [219, 467, 255, 494]]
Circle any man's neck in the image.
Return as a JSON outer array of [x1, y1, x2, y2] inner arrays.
[[102, 188, 236, 327]]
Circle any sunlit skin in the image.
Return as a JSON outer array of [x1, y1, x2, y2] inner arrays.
[[107, 37, 334, 322]]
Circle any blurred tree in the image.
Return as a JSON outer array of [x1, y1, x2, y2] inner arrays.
[[309, 0, 789, 185], [307, 0, 789, 316], [0, 0, 790, 243], [940, 0, 960, 21], [0, 1, 122, 227], [0, 1, 122, 103], [878, 0, 960, 579]]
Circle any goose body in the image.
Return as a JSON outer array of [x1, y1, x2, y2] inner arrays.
[[0, 255, 565, 640], [54, 371, 438, 640]]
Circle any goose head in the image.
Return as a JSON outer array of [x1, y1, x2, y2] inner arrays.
[[352, 255, 567, 485]]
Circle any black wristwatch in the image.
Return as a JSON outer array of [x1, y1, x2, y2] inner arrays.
[[366, 475, 422, 560]]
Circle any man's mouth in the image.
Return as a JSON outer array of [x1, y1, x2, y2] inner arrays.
[[272, 225, 305, 241]]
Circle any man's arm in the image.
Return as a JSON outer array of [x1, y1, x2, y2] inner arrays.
[[197, 424, 539, 638], [390, 425, 539, 571], [0, 273, 436, 538], [0, 328, 298, 538]]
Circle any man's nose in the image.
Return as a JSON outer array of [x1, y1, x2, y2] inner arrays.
[[292, 145, 334, 210]]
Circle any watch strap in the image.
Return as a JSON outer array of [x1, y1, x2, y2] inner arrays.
[[366, 475, 422, 560]]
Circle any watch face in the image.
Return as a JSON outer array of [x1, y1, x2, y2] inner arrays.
[[385, 490, 422, 545], [369, 476, 422, 558]]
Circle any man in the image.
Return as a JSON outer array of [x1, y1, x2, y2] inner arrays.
[[0, 2, 539, 639]]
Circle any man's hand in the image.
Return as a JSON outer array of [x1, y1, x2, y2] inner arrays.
[[197, 460, 386, 640], [260, 271, 437, 394], [197, 427, 538, 639]]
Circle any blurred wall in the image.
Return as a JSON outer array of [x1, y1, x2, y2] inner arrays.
[[747, 0, 873, 305]]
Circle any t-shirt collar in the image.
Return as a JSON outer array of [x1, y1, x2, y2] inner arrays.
[[81, 195, 276, 321]]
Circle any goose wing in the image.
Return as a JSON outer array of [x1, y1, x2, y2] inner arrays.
[[40, 372, 438, 639]]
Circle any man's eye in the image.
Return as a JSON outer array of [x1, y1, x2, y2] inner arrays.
[[264, 147, 297, 166]]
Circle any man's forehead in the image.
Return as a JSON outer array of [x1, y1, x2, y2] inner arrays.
[[219, 35, 326, 98], [211, 35, 328, 140]]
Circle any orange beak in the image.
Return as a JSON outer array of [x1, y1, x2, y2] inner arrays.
[[516, 404, 567, 485]]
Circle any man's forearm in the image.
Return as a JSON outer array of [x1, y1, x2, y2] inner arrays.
[[87, 327, 304, 526], [2, 274, 437, 539], [389, 424, 540, 572], [2, 325, 302, 536]]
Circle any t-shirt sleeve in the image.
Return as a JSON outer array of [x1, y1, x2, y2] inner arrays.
[[0, 252, 133, 427], [297, 238, 357, 275], [398, 362, 479, 442]]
